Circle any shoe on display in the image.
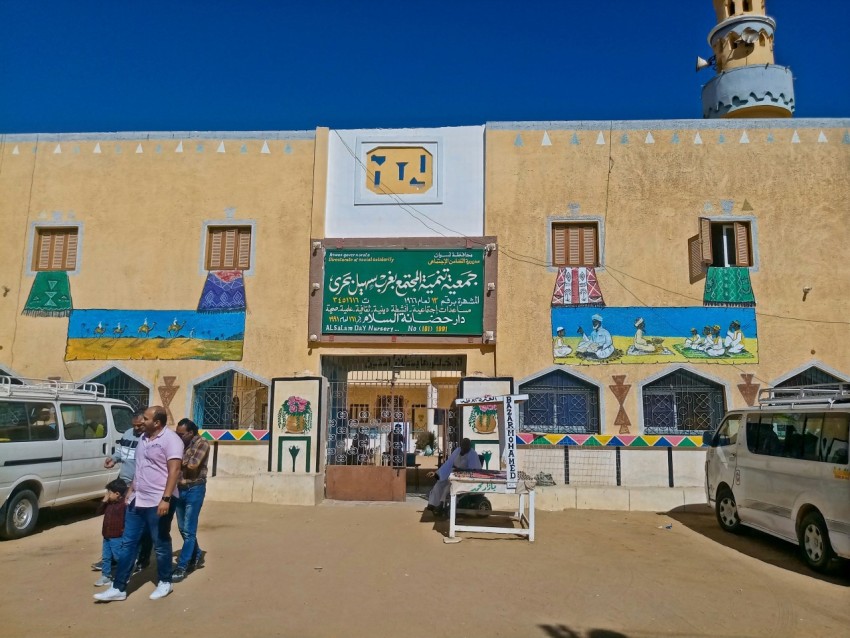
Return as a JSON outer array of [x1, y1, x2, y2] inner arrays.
[[94, 576, 112, 587], [149, 581, 173, 600], [93, 587, 127, 602]]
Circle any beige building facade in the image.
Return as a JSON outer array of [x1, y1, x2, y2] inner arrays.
[[1, 117, 848, 501]]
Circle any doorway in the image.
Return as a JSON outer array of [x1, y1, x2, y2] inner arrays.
[[322, 355, 463, 501]]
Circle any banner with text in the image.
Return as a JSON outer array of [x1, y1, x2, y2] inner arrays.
[[322, 248, 484, 335]]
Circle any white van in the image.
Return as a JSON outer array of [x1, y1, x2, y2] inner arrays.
[[704, 384, 850, 571], [0, 376, 134, 539]]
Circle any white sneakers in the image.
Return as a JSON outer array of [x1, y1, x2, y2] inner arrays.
[[149, 581, 173, 600], [94, 575, 112, 587], [93, 587, 127, 602], [93, 581, 172, 602]]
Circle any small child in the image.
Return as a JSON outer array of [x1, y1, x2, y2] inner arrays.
[[94, 479, 128, 588]]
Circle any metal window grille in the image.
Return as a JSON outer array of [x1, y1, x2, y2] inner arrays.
[[193, 371, 269, 429], [89, 368, 150, 411], [777, 367, 844, 388], [519, 370, 600, 434], [642, 369, 725, 435]]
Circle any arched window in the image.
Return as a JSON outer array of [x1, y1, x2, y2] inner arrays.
[[728, 1, 736, 16], [642, 369, 725, 435], [89, 367, 150, 411], [520, 369, 600, 435], [777, 366, 845, 388], [193, 370, 268, 429], [742, 0, 751, 11]]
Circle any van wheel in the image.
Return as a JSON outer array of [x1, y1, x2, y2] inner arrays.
[[799, 511, 834, 572], [715, 487, 741, 532], [476, 498, 492, 518], [1, 490, 39, 540]]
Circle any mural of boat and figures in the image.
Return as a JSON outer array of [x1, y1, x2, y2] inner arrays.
[[551, 307, 757, 365], [65, 309, 245, 360]]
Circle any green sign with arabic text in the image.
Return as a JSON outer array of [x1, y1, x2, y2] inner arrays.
[[322, 249, 484, 335]]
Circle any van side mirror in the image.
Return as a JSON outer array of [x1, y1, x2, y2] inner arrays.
[[702, 430, 716, 447]]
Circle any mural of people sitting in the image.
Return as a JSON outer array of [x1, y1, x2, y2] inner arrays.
[[551, 307, 757, 365]]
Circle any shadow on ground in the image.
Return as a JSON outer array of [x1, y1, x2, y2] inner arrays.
[[19, 499, 102, 538], [538, 625, 628, 638], [667, 504, 850, 585]]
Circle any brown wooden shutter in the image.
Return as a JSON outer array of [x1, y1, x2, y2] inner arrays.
[[208, 229, 223, 269], [237, 228, 251, 269], [581, 225, 597, 266], [567, 227, 581, 266], [50, 233, 66, 270], [223, 229, 237, 268], [552, 225, 566, 266], [36, 231, 52, 270], [688, 235, 707, 283], [63, 230, 78, 270], [733, 222, 751, 266], [699, 217, 713, 262]]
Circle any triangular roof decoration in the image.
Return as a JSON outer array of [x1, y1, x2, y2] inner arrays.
[[791, 130, 800, 143], [217, 141, 226, 153], [53, 144, 61, 154], [261, 141, 271, 154], [135, 144, 144, 154], [175, 141, 184, 153], [541, 131, 552, 146], [693, 132, 703, 145], [93, 143, 102, 154], [739, 131, 749, 144], [645, 132, 654, 144], [596, 132, 605, 145]]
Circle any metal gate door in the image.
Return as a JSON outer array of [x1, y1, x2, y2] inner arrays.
[[322, 355, 463, 501]]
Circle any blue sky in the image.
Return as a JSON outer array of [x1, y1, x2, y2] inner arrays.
[[1, 0, 848, 133]]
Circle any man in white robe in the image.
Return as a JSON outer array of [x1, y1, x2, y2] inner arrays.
[[576, 314, 615, 359], [426, 438, 482, 512], [684, 328, 702, 349], [723, 320, 745, 354]]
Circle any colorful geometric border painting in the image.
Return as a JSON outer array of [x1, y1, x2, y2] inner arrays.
[[200, 429, 270, 442], [516, 434, 705, 448]]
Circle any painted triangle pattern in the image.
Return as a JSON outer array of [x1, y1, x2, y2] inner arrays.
[[541, 131, 552, 146], [200, 429, 270, 441]]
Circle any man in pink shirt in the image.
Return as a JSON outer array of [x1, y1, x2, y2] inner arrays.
[[95, 406, 183, 603]]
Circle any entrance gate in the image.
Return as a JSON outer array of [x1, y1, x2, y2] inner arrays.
[[323, 355, 463, 501]]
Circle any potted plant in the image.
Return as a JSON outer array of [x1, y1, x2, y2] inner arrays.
[[277, 396, 312, 433]]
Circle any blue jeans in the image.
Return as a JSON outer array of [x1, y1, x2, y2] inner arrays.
[[111, 504, 173, 592], [175, 483, 206, 570], [101, 537, 123, 579]]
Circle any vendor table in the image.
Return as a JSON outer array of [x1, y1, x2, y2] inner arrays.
[[448, 470, 535, 542]]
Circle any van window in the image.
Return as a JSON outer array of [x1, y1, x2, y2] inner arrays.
[[801, 414, 824, 462], [716, 415, 741, 446], [820, 414, 849, 464], [0, 401, 58, 442], [747, 413, 802, 457], [111, 406, 134, 434], [61, 403, 107, 440]]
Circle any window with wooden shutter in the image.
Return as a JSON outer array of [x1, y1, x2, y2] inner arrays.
[[33, 228, 79, 271], [688, 219, 752, 278], [551, 223, 599, 267], [206, 226, 252, 270]]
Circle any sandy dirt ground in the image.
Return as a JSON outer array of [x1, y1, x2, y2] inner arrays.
[[1, 498, 848, 638]]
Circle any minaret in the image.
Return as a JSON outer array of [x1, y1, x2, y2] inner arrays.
[[699, 0, 795, 118]]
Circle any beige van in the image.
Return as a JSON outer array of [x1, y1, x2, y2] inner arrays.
[[0, 376, 133, 539]]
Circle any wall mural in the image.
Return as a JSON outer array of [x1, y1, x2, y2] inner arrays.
[[551, 307, 757, 365], [65, 309, 245, 360]]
